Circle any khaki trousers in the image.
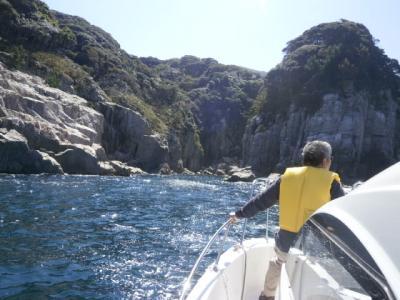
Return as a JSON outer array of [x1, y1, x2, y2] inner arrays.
[[263, 246, 288, 297]]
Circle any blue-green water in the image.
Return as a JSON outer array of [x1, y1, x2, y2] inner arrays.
[[0, 175, 278, 299]]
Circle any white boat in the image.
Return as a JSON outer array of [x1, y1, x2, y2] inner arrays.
[[180, 162, 400, 300]]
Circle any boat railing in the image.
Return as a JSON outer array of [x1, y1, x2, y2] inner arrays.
[[179, 178, 270, 300]]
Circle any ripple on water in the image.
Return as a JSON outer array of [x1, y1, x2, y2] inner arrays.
[[0, 174, 275, 299]]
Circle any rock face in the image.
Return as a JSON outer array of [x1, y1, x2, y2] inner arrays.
[[1, 2, 399, 179], [0, 128, 63, 174], [0, 62, 104, 147], [243, 20, 400, 181], [55, 147, 99, 175], [243, 92, 399, 180], [99, 102, 168, 171], [226, 166, 256, 182], [0, 0, 267, 175], [0, 61, 106, 174], [146, 55, 264, 166], [99, 160, 145, 176]]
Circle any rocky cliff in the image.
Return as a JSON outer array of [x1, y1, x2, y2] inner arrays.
[[243, 20, 400, 181], [1, 1, 399, 179], [140, 56, 265, 166], [0, 0, 263, 174]]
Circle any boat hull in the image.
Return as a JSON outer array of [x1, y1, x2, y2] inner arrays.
[[187, 238, 278, 300]]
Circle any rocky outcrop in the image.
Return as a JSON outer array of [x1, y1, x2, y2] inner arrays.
[[98, 102, 168, 171], [226, 166, 255, 182], [148, 55, 264, 166], [243, 20, 400, 181], [2, 3, 400, 179], [0, 1, 266, 175], [99, 160, 146, 176], [243, 92, 399, 180], [0, 62, 104, 148], [55, 147, 99, 175], [0, 128, 63, 174], [0, 61, 165, 175], [0, 61, 106, 174]]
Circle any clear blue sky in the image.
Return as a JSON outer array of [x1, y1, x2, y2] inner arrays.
[[43, 0, 399, 72]]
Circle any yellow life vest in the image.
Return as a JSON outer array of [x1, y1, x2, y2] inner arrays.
[[279, 166, 340, 233]]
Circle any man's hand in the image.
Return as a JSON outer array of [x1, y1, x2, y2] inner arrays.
[[229, 212, 238, 224]]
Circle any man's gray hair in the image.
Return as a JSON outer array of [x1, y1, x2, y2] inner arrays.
[[302, 140, 332, 167]]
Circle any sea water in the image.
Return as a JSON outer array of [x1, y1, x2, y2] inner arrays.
[[0, 175, 278, 299]]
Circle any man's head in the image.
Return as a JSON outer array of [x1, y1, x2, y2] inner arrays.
[[302, 140, 332, 169]]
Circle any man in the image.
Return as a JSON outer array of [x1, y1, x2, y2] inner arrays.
[[229, 140, 344, 300]]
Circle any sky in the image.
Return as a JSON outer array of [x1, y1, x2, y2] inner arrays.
[[42, 0, 400, 72]]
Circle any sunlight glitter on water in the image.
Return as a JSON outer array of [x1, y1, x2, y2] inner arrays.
[[0, 174, 275, 299]]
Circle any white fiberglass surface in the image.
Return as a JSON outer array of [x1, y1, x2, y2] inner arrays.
[[187, 238, 275, 300], [317, 191, 400, 297]]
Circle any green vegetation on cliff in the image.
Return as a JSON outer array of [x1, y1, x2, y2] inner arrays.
[[3, 1, 398, 174], [0, 0, 265, 167], [254, 20, 400, 117]]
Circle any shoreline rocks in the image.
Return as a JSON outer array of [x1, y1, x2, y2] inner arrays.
[[99, 160, 146, 176], [0, 128, 63, 174], [225, 166, 255, 182]]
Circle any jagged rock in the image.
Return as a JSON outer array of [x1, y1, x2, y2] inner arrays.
[[202, 169, 214, 176], [197, 98, 248, 165], [35, 150, 63, 174], [0, 62, 104, 152], [93, 144, 107, 161], [110, 160, 145, 176], [175, 159, 184, 173], [54, 147, 99, 175], [216, 169, 226, 176], [99, 160, 145, 176], [159, 162, 171, 175], [226, 167, 256, 182], [99, 161, 115, 176], [0, 128, 63, 174], [181, 168, 195, 175], [227, 165, 243, 175]]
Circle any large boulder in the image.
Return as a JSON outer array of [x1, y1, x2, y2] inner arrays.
[[54, 147, 99, 175], [0, 128, 63, 174], [99, 160, 145, 176], [226, 166, 255, 182]]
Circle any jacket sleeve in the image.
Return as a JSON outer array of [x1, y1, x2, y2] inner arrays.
[[235, 177, 280, 219], [330, 179, 345, 199]]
